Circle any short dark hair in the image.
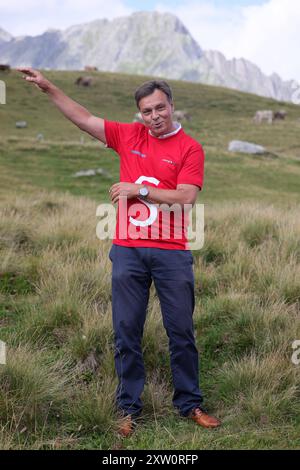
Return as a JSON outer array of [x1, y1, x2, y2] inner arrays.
[[134, 80, 173, 108]]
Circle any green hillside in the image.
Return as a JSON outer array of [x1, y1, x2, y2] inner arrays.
[[0, 69, 299, 450], [1, 69, 300, 205]]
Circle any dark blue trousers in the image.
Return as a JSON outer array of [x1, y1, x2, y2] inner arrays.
[[109, 244, 204, 417]]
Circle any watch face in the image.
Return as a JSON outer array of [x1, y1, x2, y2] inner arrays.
[[140, 187, 148, 197]]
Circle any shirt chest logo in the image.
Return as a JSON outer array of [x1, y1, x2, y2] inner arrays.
[[161, 158, 178, 166], [131, 149, 147, 158]]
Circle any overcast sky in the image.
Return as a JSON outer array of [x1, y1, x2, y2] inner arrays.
[[0, 0, 299, 81]]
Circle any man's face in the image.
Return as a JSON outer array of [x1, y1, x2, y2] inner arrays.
[[138, 89, 174, 137]]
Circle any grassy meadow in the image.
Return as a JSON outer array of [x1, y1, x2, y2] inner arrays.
[[0, 68, 300, 449]]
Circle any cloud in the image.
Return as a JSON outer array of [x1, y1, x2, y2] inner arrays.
[[155, 0, 300, 81], [0, 0, 133, 36], [1, 0, 299, 81], [226, 0, 300, 81]]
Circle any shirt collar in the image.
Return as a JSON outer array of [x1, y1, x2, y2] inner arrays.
[[149, 121, 182, 139]]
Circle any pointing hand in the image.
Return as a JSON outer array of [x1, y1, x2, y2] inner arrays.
[[16, 67, 51, 93]]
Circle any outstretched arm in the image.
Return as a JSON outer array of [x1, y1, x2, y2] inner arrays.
[[16, 67, 106, 144]]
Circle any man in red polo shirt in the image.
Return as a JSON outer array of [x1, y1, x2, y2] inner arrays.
[[18, 68, 221, 436], [105, 89, 204, 250]]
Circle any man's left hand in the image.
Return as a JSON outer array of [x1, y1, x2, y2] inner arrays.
[[109, 182, 142, 203]]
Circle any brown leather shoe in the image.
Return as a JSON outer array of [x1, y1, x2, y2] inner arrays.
[[189, 407, 221, 429], [117, 414, 136, 437]]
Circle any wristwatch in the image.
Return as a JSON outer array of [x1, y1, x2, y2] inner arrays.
[[138, 185, 149, 200]]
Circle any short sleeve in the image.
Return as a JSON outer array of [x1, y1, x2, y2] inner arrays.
[[104, 120, 122, 153], [104, 120, 143, 156], [176, 144, 205, 190]]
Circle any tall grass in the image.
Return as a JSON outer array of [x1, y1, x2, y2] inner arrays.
[[0, 191, 299, 449]]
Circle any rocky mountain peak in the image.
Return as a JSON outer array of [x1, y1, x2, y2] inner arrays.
[[0, 12, 297, 103], [0, 27, 13, 43]]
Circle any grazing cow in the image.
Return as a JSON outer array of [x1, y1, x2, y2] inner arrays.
[[133, 112, 143, 123], [133, 110, 191, 123], [273, 110, 287, 120], [75, 76, 93, 87], [84, 66, 98, 71], [0, 64, 10, 71], [173, 110, 191, 122], [253, 110, 274, 124]]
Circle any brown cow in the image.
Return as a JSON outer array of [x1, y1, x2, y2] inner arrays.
[[273, 110, 287, 120], [75, 76, 93, 87], [0, 64, 10, 71]]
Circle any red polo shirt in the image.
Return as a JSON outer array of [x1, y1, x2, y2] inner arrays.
[[104, 120, 205, 250]]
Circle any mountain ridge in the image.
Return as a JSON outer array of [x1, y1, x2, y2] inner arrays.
[[0, 11, 297, 102]]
